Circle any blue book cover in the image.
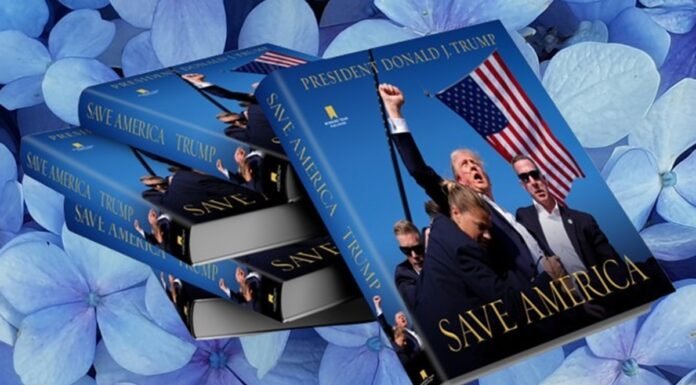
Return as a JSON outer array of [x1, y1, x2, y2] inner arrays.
[[65, 198, 365, 329], [79, 44, 316, 202], [256, 21, 675, 385], [21, 127, 323, 265]]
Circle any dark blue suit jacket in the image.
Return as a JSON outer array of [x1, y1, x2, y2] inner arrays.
[[395, 260, 419, 309], [391, 132, 547, 282]]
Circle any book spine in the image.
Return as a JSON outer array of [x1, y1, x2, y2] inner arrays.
[[64, 197, 288, 323], [21, 133, 194, 262], [258, 75, 439, 384], [77, 86, 295, 198]]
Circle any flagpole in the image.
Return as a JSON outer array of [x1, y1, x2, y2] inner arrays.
[[367, 49, 412, 222]]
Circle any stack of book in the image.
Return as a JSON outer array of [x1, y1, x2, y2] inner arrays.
[[22, 21, 676, 385], [21, 45, 373, 338]]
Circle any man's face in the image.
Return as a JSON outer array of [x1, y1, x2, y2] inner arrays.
[[453, 207, 492, 248], [513, 159, 552, 206], [395, 312, 408, 328], [396, 232, 424, 269], [452, 151, 491, 195]]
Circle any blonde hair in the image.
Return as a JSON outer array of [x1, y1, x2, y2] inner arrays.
[[449, 148, 483, 177], [393, 219, 419, 236], [440, 180, 489, 214]]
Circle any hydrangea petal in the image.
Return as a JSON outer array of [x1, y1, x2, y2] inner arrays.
[[480, 348, 565, 385], [73, 376, 95, 385], [0, 241, 88, 314], [540, 346, 620, 385], [97, 19, 145, 69], [542, 43, 659, 148], [122, 31, 164, 77], [656, 186, 696, 227], [602, 147, 662, 229], [42, 58, 119, 125], [151, 0, 226, 66], [49, 10, 115, 60], [57, 0, 109, 10], [563, 0, 635, 23], [315, 323, 376, 347], [17, 102, 69, 137], [644, 6, 696, 33], [0, 0, 49, 38], [110, 0, 158, 29], [320, 0, 379, 27], [0, 342, 23, 385], [630, 79, 696, 171], [240, 331, 289, 378], [323, 19, 418, 58], [510, 30, 540, 77], [0, 315, 15, 346], [14, 303, 95, 385], [677, 369, 696, 385], [609, 7, 671, 67], [614, 368, 670, 385], [0, 181, 22, 233], [319, 344, 380, 385], [562, 20, 609, 47], [375, 0, 551, 34], [674, 151, 696, 205], [640, 222, 696, 261], [98, 286, 195, 375], [633, 283, 696, 367], [0, 143, 16, 183], [62, 227, 150, 295], [586, 318, 637, 361], [144, 273, 192, 341], [658, 25, 696, 96], [239, 0, 318, 55], [22, 175, 63, 234], [0, 31, 51, 84], [94, 341, 208, 385], [0, 293, 23, 329], [640, 0, 696, 6], [0, 229, 60, 253], [0, 75, 44, 110]]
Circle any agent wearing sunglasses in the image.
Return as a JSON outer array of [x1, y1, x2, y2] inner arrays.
[[393, 220, 425, 309], [513, 155, 627, 320]]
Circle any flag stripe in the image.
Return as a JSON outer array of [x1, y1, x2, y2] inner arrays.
[[489, 53, 584, 177], [263, 51, 306, 65], [471, 68, 575, 188], [477, 60, 578, 183]]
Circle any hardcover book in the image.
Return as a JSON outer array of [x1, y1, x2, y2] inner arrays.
[[65, 198, 370, 333], [22, 127, 323, 265], [79, 44, 315, 202], [256, 21, 675, 384]]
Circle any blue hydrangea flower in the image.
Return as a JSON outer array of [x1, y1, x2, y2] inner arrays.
[[540, 280, 696, 385], [0, 342, 96, 385], [0, 144, 23, 248], [239, 0, 319, 55], [479, 348, 565, 385], [542, 42, 660, 149], [640, 222, 696, 262], [559, 0, 673, 67], [0, 227, 195, 385], [323, 0, 551, 57], [110, 0, 226, 70], [659, 22, 696, 96], [94, 274, 324, 384], [0, 0, 49, 38], [0, 9, 118, 124], [315, 323, 410, 385], [602, 78, 696, 229], [21, 175, 64, 235], [677, 369, 696, 385]]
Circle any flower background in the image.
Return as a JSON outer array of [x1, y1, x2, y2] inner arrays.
[[0, 0, 695, 384]]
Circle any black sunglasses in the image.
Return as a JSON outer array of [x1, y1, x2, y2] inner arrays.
[[399, 244, 425, 256], [517, 169, 542, 183]]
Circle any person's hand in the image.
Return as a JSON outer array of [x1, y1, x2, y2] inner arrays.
[[216, 159, 225, 173], [378, 83, 405, 119], [181, 73, 205, 85], [218, 278, 228, 292], [133, 219, 142, 232], [542, 255, 567, 280], [372, 295, 382, 309]]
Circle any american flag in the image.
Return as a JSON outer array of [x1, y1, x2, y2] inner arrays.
[[233, 51, 307, 75], [435, 51, 584, 202]]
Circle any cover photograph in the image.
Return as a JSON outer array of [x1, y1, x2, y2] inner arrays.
[[257, 21, 675, 385]]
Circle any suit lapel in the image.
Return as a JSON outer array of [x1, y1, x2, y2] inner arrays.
[[560, 207, 583, 259]]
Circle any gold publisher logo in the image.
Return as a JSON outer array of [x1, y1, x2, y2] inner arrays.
[[177, 235, 184, 246], [419, 370, 428, 380], [270, 172, 279, 183], [267, 294, 275, 304], [324, 105, 338, 119], [72, 142, 84, 149], [136, 88, 159, 97]]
